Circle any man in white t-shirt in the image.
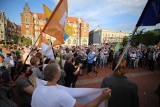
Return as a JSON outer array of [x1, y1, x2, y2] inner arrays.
[[31, 63, 111, 107], [130, 51, 136, 69]]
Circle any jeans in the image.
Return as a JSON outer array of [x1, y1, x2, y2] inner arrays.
[[130, 59, 135, 69], [100, 59, 105, 68], [87, 63, 93, 73]]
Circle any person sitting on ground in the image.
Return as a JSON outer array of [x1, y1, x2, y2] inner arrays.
[[101, 57, 139, 107], [31, 63, 111, 107]]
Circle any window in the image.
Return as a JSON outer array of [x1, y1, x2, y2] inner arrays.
[[75, 30, 77, 33], [26, 18, 28, 23], [39, 21, 43, 25], [35, 26, 39, 30], [26, 30, 29, 35], [26, 25, 29, 28], [73, 34, 77, 37], [1, 35, 3, 38], [82, 39, 87, 44], [73, 39, 76, 44], [73, 24, 77, 28], [67, 39, 71, 44], [35, 31, 39, 36], [34, 20, 38, 24]]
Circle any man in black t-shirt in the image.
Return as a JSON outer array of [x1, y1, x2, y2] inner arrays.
[[64, 53, 81, 88]]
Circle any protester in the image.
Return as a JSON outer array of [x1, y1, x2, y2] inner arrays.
[[87, 49, 94, 76], [16, 64, 34, 107], [64, 53, 82, 87], [31, 63, 111, 107], [35, 52, 43, 71], [101, 57, 139, 107], [4, 51, 15, 81], [30, 57, 43, 79], [0, 75, 18, 107], [129, 51, 137, 69]]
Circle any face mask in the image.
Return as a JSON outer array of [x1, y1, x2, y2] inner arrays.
[[26, 71, 32, 77]]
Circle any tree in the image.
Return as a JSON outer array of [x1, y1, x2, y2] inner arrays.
[[130, 30, 160, 47], [22, 37, 32, 46], [122, 36, 129, 46], [13, 35, 19, 44]]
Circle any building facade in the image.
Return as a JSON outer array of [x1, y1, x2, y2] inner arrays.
[[0, 12, 6, 41], [65, 17, 89, 46], [21, 3, 89, 46], [21, 3, 47, 45], [0, 12, 21, 44], [89, 28, 130, 45]]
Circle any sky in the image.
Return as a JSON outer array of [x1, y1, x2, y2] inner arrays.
[[0, 0, 156, 33]]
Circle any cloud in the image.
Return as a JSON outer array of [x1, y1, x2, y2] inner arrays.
[[51, 0, 148, 32]]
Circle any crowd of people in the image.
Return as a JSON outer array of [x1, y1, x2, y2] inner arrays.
[[0, 43, 160, 107]]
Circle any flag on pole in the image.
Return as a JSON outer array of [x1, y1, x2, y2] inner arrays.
[[114, 42, 120, 52], [42, 0, 68, 44], [52, 39, 61, 47], [136, 0, 160, 27], [38, 34, 49, 48], [38, 33, 54, 60], [64, 24, 74, 40], [114, 0, 160, 71], [113, 42, 120, 58], [43, 4, 74, 42], [43, 4, 52, 21]]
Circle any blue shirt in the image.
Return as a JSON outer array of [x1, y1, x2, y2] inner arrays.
[[88, 53, 94, 64]]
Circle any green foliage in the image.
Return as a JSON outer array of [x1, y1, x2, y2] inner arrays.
[[131, 30, 160, 46], [122, 36, 129, 46], [13, 35, 19, 44], [22, 37, 32, 46]]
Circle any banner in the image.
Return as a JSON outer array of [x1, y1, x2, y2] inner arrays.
[[36, 78, 107, 107]]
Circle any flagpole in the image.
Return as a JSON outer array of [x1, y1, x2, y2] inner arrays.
[[114, 27, 138, 72], [16, 33, 42, 79]]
